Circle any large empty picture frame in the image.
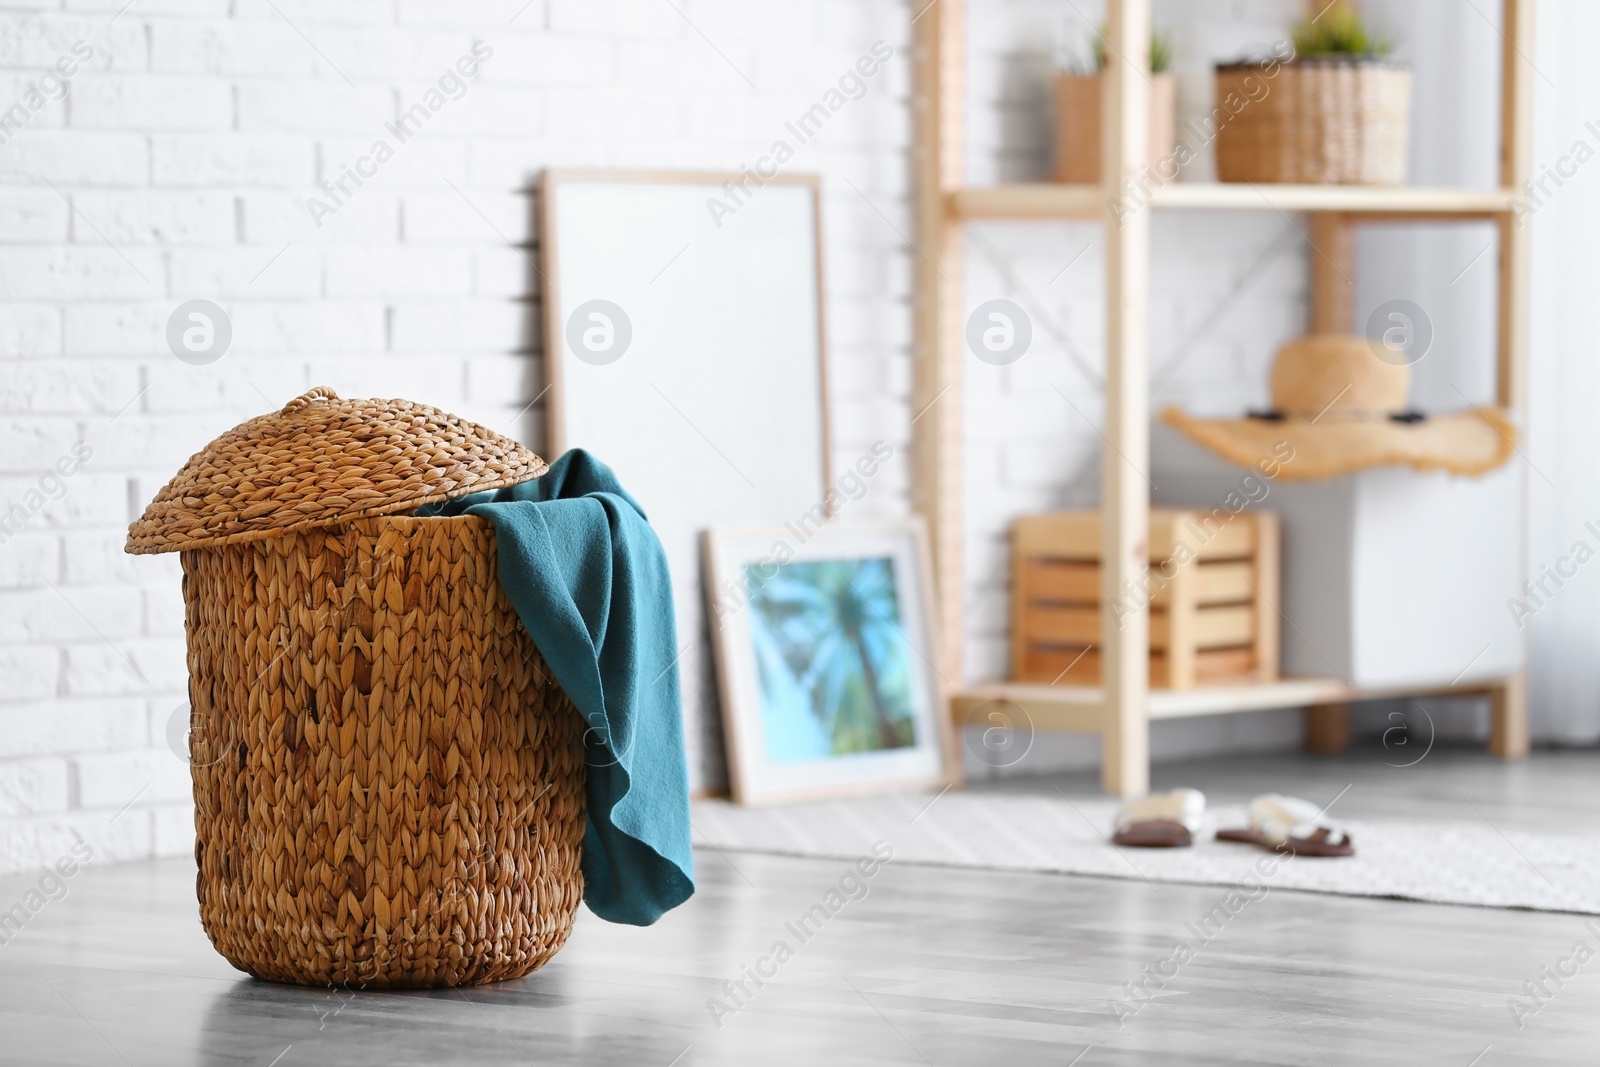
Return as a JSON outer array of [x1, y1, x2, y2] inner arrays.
[[540, 169, 831, 788]]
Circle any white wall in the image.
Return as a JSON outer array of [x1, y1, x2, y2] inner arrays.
[[1525, 0, 1600, 742]]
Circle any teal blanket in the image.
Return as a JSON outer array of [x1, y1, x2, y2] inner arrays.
[[418, 450, 694, 925]]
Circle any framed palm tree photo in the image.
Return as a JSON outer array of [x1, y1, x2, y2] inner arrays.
[[703, 519, 954, 805]]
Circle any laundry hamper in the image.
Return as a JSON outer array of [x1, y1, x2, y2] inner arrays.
[[126, 387, 587, 989]]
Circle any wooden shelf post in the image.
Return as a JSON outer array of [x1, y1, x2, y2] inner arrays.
[[1489, 673, 1530, 759], [1498, 0, 1534, 413], [1100, 0, 1153, 797], [1492, 0, 1534, 760], [1308, 212, 1355, 333], [1305, 702, 1353, 755], [1306, 201, 1354, 754], [912, 0, 967, 684]]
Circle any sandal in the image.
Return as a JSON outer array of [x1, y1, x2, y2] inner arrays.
[[1112, 788, 1205, 848], [1216, 793, 1354, 857]]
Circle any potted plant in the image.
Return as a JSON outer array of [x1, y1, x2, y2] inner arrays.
[[1054, 29, 1176, 184], [1214, 6, 1411, 185]]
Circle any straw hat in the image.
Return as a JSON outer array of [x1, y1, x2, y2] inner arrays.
[[1162, 334, 1516, 480]]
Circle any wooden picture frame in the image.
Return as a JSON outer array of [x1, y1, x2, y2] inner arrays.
[[538, 167, 831, 476], [703, 519, 957, 806]]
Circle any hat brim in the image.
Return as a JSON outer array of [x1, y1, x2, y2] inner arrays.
[[1161, 406, 1517, 481]]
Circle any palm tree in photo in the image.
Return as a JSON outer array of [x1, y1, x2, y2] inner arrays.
[[747, 557, 916, 756]]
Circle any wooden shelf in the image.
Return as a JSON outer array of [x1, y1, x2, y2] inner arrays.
[[949, 184, 1103, 220], [949, 182, 1521, 221], [952, 676, 1512, 734], [913, 0, 1534, 794]]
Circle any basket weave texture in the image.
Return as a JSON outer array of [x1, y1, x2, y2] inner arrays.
[[133, 389, 585, 989], [126, 386, 548, 555], [1214, 60, 1411, 185]]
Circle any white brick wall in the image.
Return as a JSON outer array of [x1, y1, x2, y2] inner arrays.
[[0, 0, 1323, 870]]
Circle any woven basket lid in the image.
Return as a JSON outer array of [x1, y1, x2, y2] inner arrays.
[[126, 386, 548, 555]]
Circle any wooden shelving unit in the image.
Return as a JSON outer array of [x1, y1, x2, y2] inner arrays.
[[910, 0, 1534, 795]]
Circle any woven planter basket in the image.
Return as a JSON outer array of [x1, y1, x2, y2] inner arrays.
[[1214, 59, 1411, 185], [127, 387, 586, 989]]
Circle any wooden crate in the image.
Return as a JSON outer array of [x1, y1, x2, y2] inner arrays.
[[1010, 509, 1280, 689]]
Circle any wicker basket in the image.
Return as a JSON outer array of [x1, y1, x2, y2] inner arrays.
[[127, 387, 586, 989], [1213, 59, 1411, 185]]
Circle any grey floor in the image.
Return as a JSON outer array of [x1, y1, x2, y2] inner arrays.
[[4, 745, 1599, 1066]]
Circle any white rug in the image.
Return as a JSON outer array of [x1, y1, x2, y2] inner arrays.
[[693, 790, 1600, 915]]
